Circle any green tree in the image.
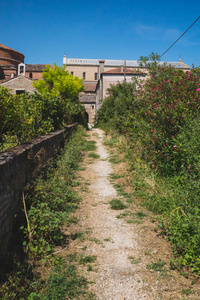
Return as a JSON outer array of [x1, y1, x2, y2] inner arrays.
[[33, 64, 85, 125]]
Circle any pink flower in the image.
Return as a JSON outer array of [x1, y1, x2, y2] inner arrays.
[[174, 145, 177, 149], [197, 88, 200, 92], [145, 112, 148, 116], [199, 83, 200, 86], [167, 79, 170, 82], [165, 154, 167, 156], [167, 157, 169, 159], [154, 103, 156, 105], [151, 96, 153, 98], [156, 107, 159, 109], [187, 101, 190, 104], [151, 130, 154, 133], [174, 106, 176, 108]]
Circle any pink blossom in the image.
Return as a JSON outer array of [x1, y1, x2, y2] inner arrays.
[[167, 157, 169, 159], [165, 154, 167, 156], [156, 107, 159, 109], [151, 130, 154, 133], [145, 112, 148, 116], [197, 88, 200, 92], [167, 79, 170, 82], [187, 102, 190, 104], [199, 83, 200, 86], [174, 106, 176, 108], [154, 103, 156, 105], [151, 96, 153, 98], [174, 145, 177, 149]]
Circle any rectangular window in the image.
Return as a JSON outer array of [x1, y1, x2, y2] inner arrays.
[[95, 73, 98, 80], [83, 72, 86, 79], [16, 89, 25, 95], [71, 71, 73, 76]]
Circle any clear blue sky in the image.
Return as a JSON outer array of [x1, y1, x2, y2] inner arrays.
[[1, 0, 200, 67]]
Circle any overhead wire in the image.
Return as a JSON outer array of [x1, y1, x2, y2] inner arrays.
[[159, 16, 200, 59]]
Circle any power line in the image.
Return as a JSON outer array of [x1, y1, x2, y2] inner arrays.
[[159, 16, 200, 59]]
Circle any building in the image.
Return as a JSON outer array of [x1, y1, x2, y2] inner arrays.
[[63, 56, 190, 122]]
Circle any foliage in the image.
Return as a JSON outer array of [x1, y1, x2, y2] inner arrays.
[[96, 61, 200, 273], [0, 65, 87, 150], [0, 126, 95, 299], [33, 64, 85, 125]]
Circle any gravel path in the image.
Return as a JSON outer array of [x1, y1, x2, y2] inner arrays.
[[66, 128, 199, 299], [78, 128, 149, 299]]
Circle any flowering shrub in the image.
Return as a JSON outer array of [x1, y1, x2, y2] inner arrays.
[[97, 63, 200, 272]]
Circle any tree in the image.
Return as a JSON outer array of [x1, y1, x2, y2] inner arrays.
[[33, 64, 85, 125]]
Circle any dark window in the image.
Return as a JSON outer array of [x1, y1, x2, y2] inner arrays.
[[92, 105, 95, 109], [71, 71, 74, 76], [95, 73, 98, 80], [83, 72, 86, 79], [16, 89, 25, 95], [20, 65, 24, 74], [29, 72, 33, 79]]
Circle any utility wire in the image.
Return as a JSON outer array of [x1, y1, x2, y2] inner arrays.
[[159, 16, 200, 59]]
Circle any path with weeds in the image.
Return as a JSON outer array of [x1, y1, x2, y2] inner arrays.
[[64, 128, 199, 300]]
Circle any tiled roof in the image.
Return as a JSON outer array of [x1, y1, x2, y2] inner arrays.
[[0, 43, 24, 57], [65, 58, 190, 69], [26, 64, 53, 72], [83, 81, 97, 92], [103, 67, 145, 75]]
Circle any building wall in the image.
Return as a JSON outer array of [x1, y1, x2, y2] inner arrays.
[[0, 47, 24, 66], [0, 124, 77, 261], [65, 65, 134, 81], [25, 71, 43, 80], [102, 74, 145, 99], [1, 75, 36, 94]]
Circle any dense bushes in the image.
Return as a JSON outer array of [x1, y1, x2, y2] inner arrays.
[[0, 65, 87, 149], [96, 64, 200, 273]]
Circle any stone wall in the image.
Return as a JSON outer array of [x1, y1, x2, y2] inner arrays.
[[0, 124, 77, 259]]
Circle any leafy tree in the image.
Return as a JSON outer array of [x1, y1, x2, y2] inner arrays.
[[33, 64, 85, 125]]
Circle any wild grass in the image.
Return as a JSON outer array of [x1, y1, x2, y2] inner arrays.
[[0, 126, 96, 300], [109, 199, 127, 210]]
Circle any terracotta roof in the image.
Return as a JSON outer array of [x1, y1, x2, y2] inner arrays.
[[26, 64, 53, 72], [0, 43, 24, 57], [83, 81, 97, 92], [102, 67, 145, 75]]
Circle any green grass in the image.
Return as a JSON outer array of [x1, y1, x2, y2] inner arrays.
[[109, 199, 127, 210], [128, 256, 141, 264], [0, 126, 96, 300], [79, 255, 97, 265], [88, 152, 100, 159]]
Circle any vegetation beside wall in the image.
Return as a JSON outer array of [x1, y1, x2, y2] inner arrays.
[[0, 64, 87, 151], [96, 63, 200, 274], [0, 126, 95, 299]]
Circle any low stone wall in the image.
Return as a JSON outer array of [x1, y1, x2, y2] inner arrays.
[[0, 124, 77, 258]]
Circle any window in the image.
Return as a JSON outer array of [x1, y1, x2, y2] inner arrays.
[[95, 73, 98, 80], [20, 65, 24, 74], [92, 105, 95, 109], [16, 89, 25, 95], [29, 72, 33, 79], [71, 71, 74, 76], [83, 72, 86, 79]]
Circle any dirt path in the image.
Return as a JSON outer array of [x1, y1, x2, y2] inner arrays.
[[64, 128, 199, 299]]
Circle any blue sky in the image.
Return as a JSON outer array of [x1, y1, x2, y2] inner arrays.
[[1, 0, 200, 67]]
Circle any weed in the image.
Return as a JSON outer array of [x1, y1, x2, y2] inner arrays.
[[128, 256, 141, 264], [104, 238, 111, 242], [110, 173, 125, 180], [182, 288, 194, 295], [79, 255, 97, 265], [88, 152, 100, 159], [90, 237, 102, 244], [147, 259, 167, 277], [110, 199, 127, 210]]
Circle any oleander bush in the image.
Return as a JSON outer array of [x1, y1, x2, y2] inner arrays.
[[96, 61, 200, 273]]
